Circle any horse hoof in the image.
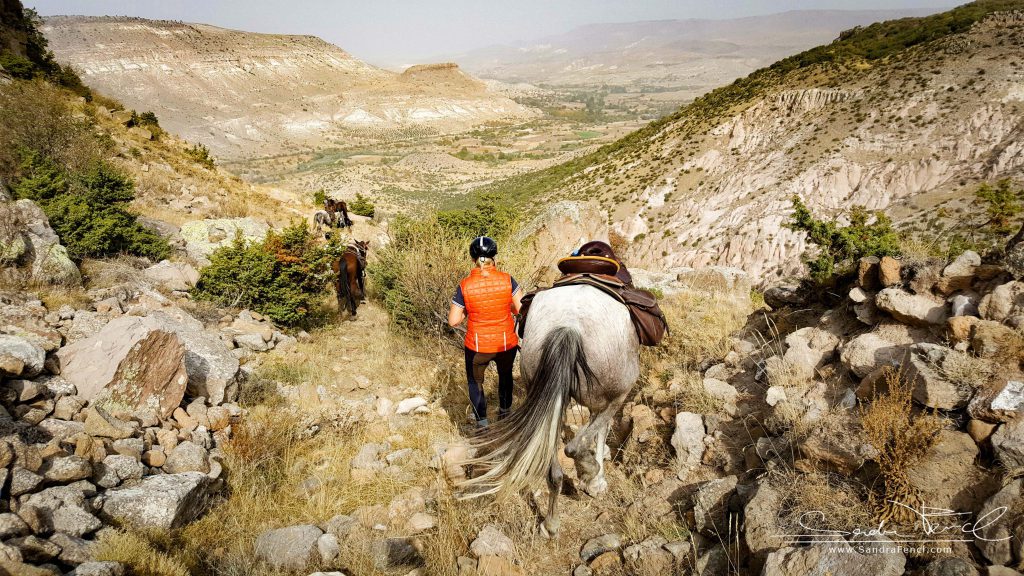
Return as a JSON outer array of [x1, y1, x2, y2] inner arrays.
[[539, 519, 559, 539], [584, 477, 608, 496]]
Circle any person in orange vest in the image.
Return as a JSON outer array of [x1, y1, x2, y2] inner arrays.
[[448, 236, 523, 428]]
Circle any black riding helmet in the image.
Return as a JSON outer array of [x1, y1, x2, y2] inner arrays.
[[469, 236, 498, 260]]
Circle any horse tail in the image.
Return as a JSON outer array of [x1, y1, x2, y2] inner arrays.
[[457, 326, 595, 499], [334, 257, 351, 315], [339, 201, 353, 228]]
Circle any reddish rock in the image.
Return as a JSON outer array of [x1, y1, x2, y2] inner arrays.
[[56, 317, 188, 419], [879, 256, 902, 287]]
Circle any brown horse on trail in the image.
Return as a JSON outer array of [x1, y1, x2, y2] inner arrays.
[[333, 240, 369, 317], [324, 198, 353, 229]]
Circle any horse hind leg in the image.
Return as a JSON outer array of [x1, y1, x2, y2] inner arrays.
[[540, 454, 563, 538], [566, 399, 622, 496]]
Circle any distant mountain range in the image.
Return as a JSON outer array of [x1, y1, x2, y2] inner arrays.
[[453, 9, 946, 93]]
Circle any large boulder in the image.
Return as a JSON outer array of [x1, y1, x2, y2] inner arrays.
[[254, 524, 324, 572], [0, 199, 80, 285], [143, 260, 199, 292], [974, 479, 1024, 566], [875, 288, 948, 326], [902, 344, 970, 410], [840, 332, 905, 378], [692, 475, 737, 536], [0, 334, 45, 378], [743, 481, 784, 559], [971, 320, 1024, 359], [513, 201, 608, 282], [908, 430, 997, 513], [992, 418, 1024, 469], [180, 217, 269, 265], [762, 537, 906, 576], [979, 281, 1024, 322], [782, 327, 840, 380], [1007, 242, 1024, 279], [671, 412, 705, 481], [969, 380, 1024, 423], [146, 310, 240, 404], [98, 472, 214, 530], [55, 316, 188, 418]]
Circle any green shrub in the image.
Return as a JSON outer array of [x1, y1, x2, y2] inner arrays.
[[12, 152, 170, 262], [126, 110, 163, 138], [312, 189, 327, 207], [193, 222, 337, 326], [437, 193, 517, 238], [184, 143, 215, 169], [975, 178, 1022, 234], [787, 196, 900, 283], [349, 192, 375, 218], [370, 212, 536, 337]]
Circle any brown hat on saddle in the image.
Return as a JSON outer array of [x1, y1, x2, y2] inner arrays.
[[573, 240, 633, 286]]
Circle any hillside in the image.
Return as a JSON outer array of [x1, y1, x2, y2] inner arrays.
[[41, 16, 538, 160], [485, 1, 1024, 283]]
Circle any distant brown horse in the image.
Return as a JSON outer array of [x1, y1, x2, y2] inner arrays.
[[333, 240, 369, 317], [324, 198, 353, 229]]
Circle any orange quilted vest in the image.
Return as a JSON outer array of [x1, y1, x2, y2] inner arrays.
[[461, 266, 518, 353]]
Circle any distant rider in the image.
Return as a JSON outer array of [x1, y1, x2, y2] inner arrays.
[[447, 236, 523, 428]]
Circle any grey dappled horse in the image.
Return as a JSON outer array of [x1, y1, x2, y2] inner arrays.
[[457, 284, 641, 537], [313, 210, 333, 232]]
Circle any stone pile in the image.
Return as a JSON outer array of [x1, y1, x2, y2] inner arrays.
[[0, 260, 292, 574], [651, 251, 1024, 575]]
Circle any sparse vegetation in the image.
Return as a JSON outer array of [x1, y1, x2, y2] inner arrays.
[[976, 177, 1023, 235], [436, 192, 518, 239], [185, 142, 216, 169]]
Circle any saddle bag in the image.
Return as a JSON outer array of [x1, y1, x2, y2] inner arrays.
[[621, 288, 669, 346]]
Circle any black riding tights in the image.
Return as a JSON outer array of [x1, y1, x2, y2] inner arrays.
[[464, 347, 517, 422]]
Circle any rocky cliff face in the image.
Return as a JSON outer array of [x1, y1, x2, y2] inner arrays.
[[549, 11, 1024, 283], [41, 17, 537, 159]]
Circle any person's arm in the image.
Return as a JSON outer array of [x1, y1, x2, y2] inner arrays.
[[449, 285, 466, 327], [448, 303, 466, 327], [511, 277, 523, 314]]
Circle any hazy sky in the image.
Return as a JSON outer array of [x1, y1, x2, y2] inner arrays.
[[30, 0, 960, 67]]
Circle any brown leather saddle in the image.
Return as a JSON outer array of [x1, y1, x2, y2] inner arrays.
[[518, 257, 669, 346]]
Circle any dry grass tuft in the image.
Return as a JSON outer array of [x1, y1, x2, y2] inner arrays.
[[654, 289, 751, 369], [35, 285, 92, 311], [667, 370, 724, 416], [860, 366, 944, 524], [771, 469, 873, 534], [93, 530, 191, 576], [938, 348, 997, 393]]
